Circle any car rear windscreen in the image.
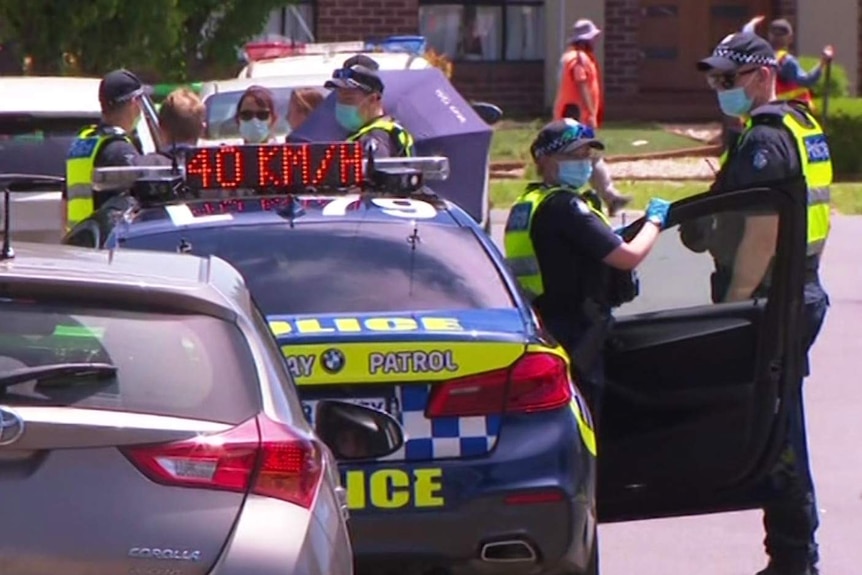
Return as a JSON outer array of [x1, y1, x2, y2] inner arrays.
[[204, 86, 329, 141], [0, 302, 260, 423], [0, 114, 99, 177], [122, 222, 515, 315]]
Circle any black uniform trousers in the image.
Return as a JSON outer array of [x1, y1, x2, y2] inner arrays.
[[763, 282, 829, 569]]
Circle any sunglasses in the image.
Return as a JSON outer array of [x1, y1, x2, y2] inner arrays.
[[706, 68, 758, 90], [238, 110, 271, 121]]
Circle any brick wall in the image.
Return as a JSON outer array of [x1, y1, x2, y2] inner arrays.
[[316, 0, 419, 41], [315, 0, 544, 117], [451, 62, 545, 118], [603, 0, 640, 96]]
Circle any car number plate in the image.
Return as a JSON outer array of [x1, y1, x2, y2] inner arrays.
[[302, 396, 391, 425]]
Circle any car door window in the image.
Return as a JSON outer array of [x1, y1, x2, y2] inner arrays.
[[598, 182, 807, 523], [615, 206, 779, 318]]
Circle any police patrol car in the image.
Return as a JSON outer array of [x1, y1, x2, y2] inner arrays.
[[62, 141, 812, 575]]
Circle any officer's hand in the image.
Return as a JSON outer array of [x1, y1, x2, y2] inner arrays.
[[822, 45, 834, 62], [644, 198, 671, 229]]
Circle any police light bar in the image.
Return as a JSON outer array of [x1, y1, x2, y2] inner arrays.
[[90, 143, 449, 194], [92, 166, 181, 192]]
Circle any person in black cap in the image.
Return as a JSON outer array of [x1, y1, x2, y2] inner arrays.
[[686, 31, 831, 575], [324, 56, 415, 157], [503, 118, 670, 430], [65, 68, 147, 230]]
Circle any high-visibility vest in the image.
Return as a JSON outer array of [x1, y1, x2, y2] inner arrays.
[[718, 106, 831, 257], [65, 125, 133, 231], [503, 185, 610, 300], [347, 116, 415, 157], [775, 49, 814, 107]]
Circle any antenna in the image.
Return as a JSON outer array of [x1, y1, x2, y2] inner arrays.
[[170, 136, 179, 176], [1, 186, 13, 260]]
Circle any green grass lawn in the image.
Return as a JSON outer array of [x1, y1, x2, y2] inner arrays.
[[491, 121, 707, 164], [490, 179, 862, 215]]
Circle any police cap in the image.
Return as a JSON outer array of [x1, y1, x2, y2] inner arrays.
[[325, 60, 385, 94], [697, 31, 778, 73], [99, 69, 149, 107], [530, 119, 604, 161]]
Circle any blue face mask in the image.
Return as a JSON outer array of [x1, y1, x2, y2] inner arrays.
[[239, 118, 270, 143], [717, 87, 754, 117], [335, 103, 365, 132], [557, 159, 594, 189]]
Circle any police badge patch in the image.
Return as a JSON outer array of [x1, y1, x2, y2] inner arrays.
[[752, 149, 769, 170]]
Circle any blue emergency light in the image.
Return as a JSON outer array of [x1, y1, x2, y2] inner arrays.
[[364, 35, 427, 55]]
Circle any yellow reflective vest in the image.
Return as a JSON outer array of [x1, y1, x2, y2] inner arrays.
[[719, 105, 831, 257], [503, 185, 611, 300], [65, 125, 134, 231], [348, 116, 415, 157]]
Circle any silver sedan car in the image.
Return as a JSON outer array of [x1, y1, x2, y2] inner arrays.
[[0, 240, 404, 574]]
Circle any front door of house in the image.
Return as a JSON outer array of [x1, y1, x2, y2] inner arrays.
[[638, 0, 773, 92]]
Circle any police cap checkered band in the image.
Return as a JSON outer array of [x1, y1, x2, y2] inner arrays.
[[530, 119, 604, 160], [325, 65, 385, 93], [711, 47, 777, 67], [697, 31, 777, 72]]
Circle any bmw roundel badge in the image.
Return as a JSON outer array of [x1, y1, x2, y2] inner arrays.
[[320, 348, 346, 374]]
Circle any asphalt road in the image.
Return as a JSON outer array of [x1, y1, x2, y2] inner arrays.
[[491, 210, 862, 575]]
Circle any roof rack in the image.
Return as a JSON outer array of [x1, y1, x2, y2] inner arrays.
[[91, 143, 450, 209]]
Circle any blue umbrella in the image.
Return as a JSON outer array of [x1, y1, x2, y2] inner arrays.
[[287, 68, 493, 224]]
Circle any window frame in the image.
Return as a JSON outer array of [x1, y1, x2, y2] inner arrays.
[[418, 0, 545, 63], [260, 1, 317, 42]]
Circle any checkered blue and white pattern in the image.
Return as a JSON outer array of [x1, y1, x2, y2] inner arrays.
[[712, 47, 777, 67], [378, 384, 502, 462]]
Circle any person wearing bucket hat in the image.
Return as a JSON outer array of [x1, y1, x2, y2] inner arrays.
[[503, 119, 670, 430], [553, 18, 631, 217], [688, 31, 832, 575], [65, 68, 149, 231], [324, 57, 415, 157]]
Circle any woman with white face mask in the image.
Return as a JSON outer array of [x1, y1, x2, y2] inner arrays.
[[235, 85, 277, 144]]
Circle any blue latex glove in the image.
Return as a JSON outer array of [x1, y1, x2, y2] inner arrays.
[[644, 198, 672, 228]]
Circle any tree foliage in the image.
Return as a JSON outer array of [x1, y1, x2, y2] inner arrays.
[[0, 0, 288, 79]]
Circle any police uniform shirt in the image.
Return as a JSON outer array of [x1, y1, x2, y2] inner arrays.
[[698, 101, 803, 298], [94, 123, 142, 168], [359, 128, 394, 158], [531, 190, 622, 319], [716, 102, 802, 192]]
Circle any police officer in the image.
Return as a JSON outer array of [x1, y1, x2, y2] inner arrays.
[[65, 69, 146, 230], [503, 119, 671, 428], [692, 31, 830, 575], [324, 56, 414, 157]]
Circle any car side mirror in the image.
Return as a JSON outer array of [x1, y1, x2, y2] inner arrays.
[[314, 400, 405, 461], [471, 101, 504, 125]]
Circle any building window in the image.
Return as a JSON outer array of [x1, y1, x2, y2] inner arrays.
[[419, 1, 544, 62], [259, 2, 316, 42]]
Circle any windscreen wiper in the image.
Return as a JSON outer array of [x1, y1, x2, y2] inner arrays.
[[0, 362, 118, 389]]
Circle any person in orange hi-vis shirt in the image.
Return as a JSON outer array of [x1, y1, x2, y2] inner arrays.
[[554, 19, 631, 216]]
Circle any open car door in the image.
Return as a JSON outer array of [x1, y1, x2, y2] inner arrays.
[[597, 178, 808, 523]]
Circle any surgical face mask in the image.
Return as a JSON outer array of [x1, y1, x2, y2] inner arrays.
[[557, 159, 593, 189], [717, 86, 754, 117], [239, 118, 270, 143], [335, 102, 365, 132]]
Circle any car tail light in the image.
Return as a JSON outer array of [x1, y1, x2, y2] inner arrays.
[[123, 415, 323, 508], [426, 352, 572, 418]]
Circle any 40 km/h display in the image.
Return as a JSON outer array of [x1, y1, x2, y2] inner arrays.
[[183, 142, 365, 189]]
